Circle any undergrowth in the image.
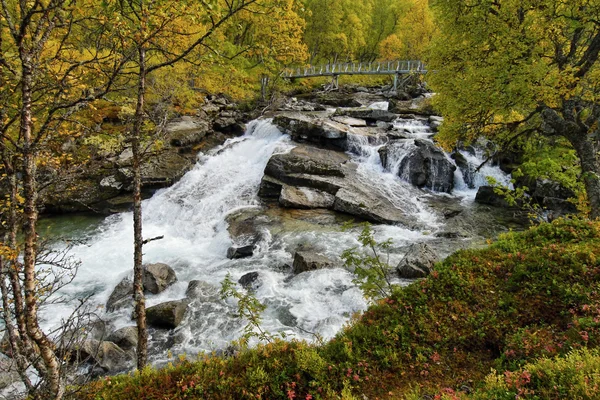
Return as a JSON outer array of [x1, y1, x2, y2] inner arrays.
[[73, 218, 600, 399]]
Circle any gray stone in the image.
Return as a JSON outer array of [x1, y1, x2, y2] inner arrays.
[[106, 277, 133, 312], [273, 114, 349, 149], [68, 339, 132, 372], [279, 186, 335, 209], [142, 263, 177, 295], [397, 243, 439, 279], [380, 139, 456, 193], [333, 108, 398, 123], [258, 175, 284, 198], [293, 251, 336, 274], [226, 245, 254, 259], [264, 145, 349, 181], [185, 280, 220, 302], [238, 272, 260, 289], [166, 117, 210, 147], [107, 326, 138, 351], [333, 187, 418, 227], [146, 300, 188, 329], [475, 186, 511, 208]]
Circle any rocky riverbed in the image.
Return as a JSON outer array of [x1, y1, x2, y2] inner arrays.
[[3, 86, 575, 391]]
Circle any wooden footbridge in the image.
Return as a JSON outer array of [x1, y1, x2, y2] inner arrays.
[[282, 60, 426, 90]]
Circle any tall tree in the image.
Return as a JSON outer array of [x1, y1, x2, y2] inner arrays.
[[428, 0, 600, 218], [108, 0, 279, 369], [0, 0, 125, 396]]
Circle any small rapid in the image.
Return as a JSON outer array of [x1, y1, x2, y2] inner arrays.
[[43, 114, 513, 364]]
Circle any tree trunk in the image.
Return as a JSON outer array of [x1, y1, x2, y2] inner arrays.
[[20, 55, 64, 399], [132, 45, 148, 370], [569, 133, 600, 219]]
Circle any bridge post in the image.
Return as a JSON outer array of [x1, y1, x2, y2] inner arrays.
[[393, 73, 398, 91]]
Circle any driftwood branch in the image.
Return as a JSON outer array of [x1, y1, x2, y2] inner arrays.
[[142, 235, 164, 245]]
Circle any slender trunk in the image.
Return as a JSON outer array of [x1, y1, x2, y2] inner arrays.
[[20, 54, 63, 399], [0, 164, 35, 393], [569, 133, 600, 219], [132, 44, 148, 370]]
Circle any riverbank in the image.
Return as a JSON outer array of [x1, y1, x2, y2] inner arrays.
[[73, 218, 600, 399]]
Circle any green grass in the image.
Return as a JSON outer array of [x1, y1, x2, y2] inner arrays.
[[74, 218, 600, 399]]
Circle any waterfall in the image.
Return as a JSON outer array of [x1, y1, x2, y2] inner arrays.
[[41, 116, 512, 364]]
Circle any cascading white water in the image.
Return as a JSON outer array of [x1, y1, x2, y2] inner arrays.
[[42, 115, 513, 364]]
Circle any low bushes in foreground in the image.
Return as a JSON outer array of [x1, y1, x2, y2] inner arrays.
[[74, 218, 600, 399]]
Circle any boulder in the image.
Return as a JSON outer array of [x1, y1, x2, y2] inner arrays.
[[185, 280, 220, 302], [106, 278, 134, 312], [107, 326, 138, 351], [333, 187, 418, 227], [265, 145, 349, 179], [292, 251, 336, 274], [333, 108, 398, 123], [213, 117, 245, 135], [166, 119, 210, 148], [380, 139, 456, 193], [397, 243, 438, 279], [475, 186, 511, 208], [279, 186, 335, 209], [226, 245, 254, 259], [273, 114, 348, 150], [238, 272, 260, 289], [142, 263, 177, 295], [68, 339, 132, 372], [139, 152, 193, 189], [146, 300, 188, 329]]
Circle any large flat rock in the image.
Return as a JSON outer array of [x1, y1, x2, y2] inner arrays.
[[273, 114, 349, 150]]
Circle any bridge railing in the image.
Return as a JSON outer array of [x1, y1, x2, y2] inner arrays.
[[283, 60, 426, 78]]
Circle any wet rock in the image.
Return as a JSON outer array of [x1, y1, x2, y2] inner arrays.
[[279, 185, 335, 209], [226, 208, 263, 245], [213, 117, 245, 135], [0, 353, 20, 390], [146, 300, 189, 329], [106, 278, 134, 312], [475, 186, 511, 208], [258, 175, 284, 198], [264, 145, 349, 180], [142, 263, 177, 295], [293, 251, 336, 274], [68, 339, 132, 372], [227, 244, 254, 259], [451, 152, 475, 189], [273, 114, 348, 150], [397, 243, 438, 279], [166, 116, 210, 147], [333, 187, 418, 227], [107, 326, 138, 351], [238, 272, 260, 289], [428, 115, 443, 131], [334, 108, 398, 123], [139, 152, 193, 189], [185, 280, 220, 302], [381, 139, 456, 193]]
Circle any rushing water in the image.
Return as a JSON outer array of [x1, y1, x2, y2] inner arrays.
[[41, 114, 512, 364]]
